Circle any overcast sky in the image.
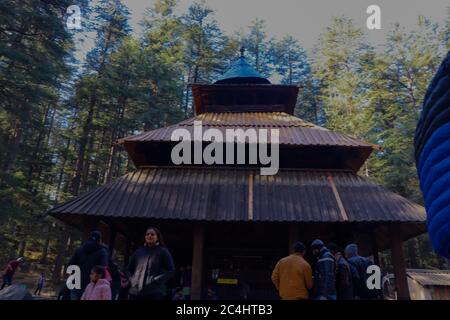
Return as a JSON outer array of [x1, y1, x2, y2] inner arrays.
[[74, 0, 449, 60]]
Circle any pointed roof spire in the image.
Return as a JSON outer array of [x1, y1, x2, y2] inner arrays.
[[240, 46, 245, 58], [215, 47, 270, 84]]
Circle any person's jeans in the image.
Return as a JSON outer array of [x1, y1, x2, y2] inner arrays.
[[34, 286, 42, 295], [70, 288, 83, 300], [1, 275, 12, 290]]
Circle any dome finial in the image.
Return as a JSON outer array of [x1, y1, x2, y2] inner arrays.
[[214, 45, 270, 84], [240, 46, 245, 58]]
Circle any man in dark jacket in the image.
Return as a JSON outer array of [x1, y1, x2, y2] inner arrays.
[[311, 239, 336, 300], [327, 243, 354, 300], [67, 230, 109, 300], [345, 244, 380, 299]]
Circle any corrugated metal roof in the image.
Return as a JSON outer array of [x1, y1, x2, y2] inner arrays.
[[179, 112, 317, 127], [332, 173, 426, 222], [118, 112, 376, 149], [407, 269, 450, 286], [48, 168, 425, 223], [252, 171, 343, 221]]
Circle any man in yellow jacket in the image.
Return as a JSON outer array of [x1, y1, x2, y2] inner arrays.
[[271, 242, 313, 300]]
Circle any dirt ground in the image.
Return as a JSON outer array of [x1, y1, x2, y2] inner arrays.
[[10, 270, 58, 299]]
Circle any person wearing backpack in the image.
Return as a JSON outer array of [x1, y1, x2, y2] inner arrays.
[[327, 243, 354, 300], [67, 231, 110, 300], [344, 244, 380, 300]]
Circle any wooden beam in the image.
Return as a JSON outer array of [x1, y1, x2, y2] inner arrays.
[[327, 174, 349, 221], [390, 226, 410, 300], [248, 172, 254, 221], [191, 222, 205, 300]]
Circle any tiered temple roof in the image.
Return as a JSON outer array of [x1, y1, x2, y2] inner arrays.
[[49, 52, 426, 248]]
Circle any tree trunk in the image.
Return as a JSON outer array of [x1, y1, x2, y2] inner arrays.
[[193, 65, 199, 84], [71, 91, 96, 195], [66, 231, 78, 259], [80, 134, 94, 192], [105, 100, 126, 183], [40, 236, 50, 264], [2, 118, 23, 172], [53, 230, 70, 284], [56, 138, 71, 201], [406, 238, 419, 268], [17, 239, 26, 258], [28, 105, 51, 179], [183, 67, 192, 115], [35, 106, 57, 182]]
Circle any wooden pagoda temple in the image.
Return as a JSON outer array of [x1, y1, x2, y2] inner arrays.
[[48, 53, 426, 300]]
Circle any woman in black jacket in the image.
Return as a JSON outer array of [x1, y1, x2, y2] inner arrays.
[[127, 227, 175, 300]]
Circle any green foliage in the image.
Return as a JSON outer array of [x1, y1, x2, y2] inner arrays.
[[313, 16, 375, 139], [0, 0, 84, 265], [241, 18, 273, 77], [0, 1, 449, 275], [366, 17, 445, 201], [270, 36, 310, 85], [181, 1, 227, 83]]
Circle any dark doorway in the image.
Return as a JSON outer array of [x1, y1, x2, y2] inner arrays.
[[204, 247, 284, 299]]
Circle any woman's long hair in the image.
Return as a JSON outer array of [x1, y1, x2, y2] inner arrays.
[[144, 227, 165, 247]]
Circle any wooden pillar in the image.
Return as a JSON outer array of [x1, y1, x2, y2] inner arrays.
[[191, 222, 205, 300], [108, 227, 117, 256], [390, 226, 410, 300], [371, 232, 380, 266], [288, 223, 299, 253], [124, 237, 131, 268]]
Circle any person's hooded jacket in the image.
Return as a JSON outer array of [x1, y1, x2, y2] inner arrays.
[[335, 253, 354, 300], [127, 244, 175, 297], [347, 255, 379, 299], [68, 239, 109, 290], [313, 247, 336, 298], [81, 279, 111, 300]]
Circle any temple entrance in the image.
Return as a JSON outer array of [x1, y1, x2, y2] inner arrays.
[[201, 222, 288, 299], [204, 248, 284, 299]]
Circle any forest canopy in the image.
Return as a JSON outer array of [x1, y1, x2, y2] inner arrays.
[[0, 0, 449, 284]]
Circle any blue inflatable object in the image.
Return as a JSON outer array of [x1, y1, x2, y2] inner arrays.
[[419, 138, 450, 197], [414, 51, 450, 259], [417, 122, 450, 177]]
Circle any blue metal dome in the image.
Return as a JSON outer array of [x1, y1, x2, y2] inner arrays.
[[215, 49, 270, 84]]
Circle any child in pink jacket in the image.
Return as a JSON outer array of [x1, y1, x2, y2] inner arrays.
[[81, 266, 111, 300]]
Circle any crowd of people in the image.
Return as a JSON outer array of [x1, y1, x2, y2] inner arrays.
[[61, 227, 176, 300], [1, 227, 381, 300], [272, 240, 380, 300], [1, 257, 47, 296]]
